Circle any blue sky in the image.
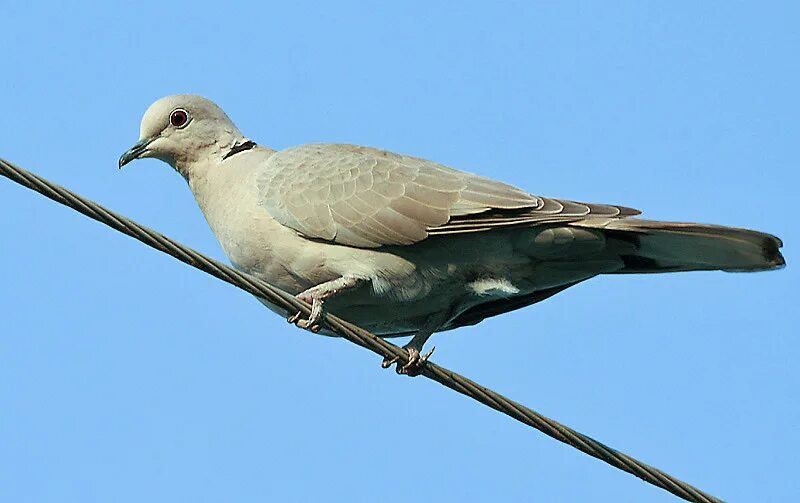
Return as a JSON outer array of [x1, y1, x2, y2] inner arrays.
[[1, 2, 797, 501]]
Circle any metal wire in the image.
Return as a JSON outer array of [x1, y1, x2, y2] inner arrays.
[[0, 157, 724, 503]]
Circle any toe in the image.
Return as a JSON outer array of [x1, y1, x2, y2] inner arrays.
[[382, 347, 434, 376], [297, 319, 322, 331], [397, 348, 424, 376], [287, 311, 302, 324], [381, 355, 399, 369]]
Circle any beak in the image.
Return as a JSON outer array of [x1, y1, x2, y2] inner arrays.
[[118, 136, 156, 169]]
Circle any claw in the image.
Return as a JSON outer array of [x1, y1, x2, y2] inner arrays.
[[381, 355, 399, 369], [288, 295, 323, 332], [295, 317, 321, 332], [288, 311, 321, 332], [398, 346, 435, 376], [382, 346, 435, 376], [287, 276, 363, 333]]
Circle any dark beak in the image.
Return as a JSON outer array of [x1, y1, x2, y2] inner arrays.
[[118, 136, 156, 169]]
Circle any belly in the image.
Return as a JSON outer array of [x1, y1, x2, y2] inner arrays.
[[249, 258, 463, 337], [217, 213, 616, 338]]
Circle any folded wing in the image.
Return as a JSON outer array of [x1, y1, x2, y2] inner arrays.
[[257, 143, 639, 248]]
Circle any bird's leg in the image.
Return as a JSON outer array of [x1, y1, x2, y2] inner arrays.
[[287, 275, 364, 332], [382, 312, 447, 376]]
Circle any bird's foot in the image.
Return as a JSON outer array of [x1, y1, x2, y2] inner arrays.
[[381, 346, 435, 376], [287, 311, 322, 332], [287, 292, 323, 332], [286, 276, 364, 333]]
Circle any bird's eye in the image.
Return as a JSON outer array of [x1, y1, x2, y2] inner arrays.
[[169, 108, 190, 128]]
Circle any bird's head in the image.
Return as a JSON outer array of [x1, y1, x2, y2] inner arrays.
[[119, 94, 246, 175]]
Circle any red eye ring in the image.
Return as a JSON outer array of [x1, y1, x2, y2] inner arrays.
[[169, 108, 190, 128]]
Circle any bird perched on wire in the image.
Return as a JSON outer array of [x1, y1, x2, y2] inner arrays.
[[119, 95, 785, 375]]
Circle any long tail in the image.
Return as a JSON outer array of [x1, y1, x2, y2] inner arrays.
[[576, 219, 785, 273]]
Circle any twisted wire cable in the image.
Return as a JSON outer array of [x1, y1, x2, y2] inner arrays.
[[0, 158, 724, 503]]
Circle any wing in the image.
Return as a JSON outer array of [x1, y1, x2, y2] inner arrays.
[[257, 144, 639, 248]]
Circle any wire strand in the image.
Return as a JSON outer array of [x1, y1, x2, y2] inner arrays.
[[0, 158, 723, 503]]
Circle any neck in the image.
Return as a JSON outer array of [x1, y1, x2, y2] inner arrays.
[[172, 129, 246, 178], [182, 142, 273, 215], [222, 139, 258, 160]]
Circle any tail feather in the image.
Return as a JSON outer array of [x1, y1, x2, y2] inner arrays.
[[575, 219, 785, 273]]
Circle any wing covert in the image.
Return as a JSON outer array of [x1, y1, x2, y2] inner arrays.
[[257, 144, 639, 248]]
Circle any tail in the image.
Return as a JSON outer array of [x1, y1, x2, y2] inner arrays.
[[577, 219, 785, 273]]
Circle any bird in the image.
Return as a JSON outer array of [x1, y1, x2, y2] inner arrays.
[[119, 94, 785, 375]]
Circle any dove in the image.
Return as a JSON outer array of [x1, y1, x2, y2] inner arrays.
[[119, 94, 785, 375]]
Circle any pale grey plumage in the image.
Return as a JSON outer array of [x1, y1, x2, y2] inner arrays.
[[257, 143, 639, 248], [120, 94, 785, 374]]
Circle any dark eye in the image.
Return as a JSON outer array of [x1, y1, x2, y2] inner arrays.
[[169, 108, 190, 128]]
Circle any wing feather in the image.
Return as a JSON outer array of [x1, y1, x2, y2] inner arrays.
[[256, 144, 640, 248]]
